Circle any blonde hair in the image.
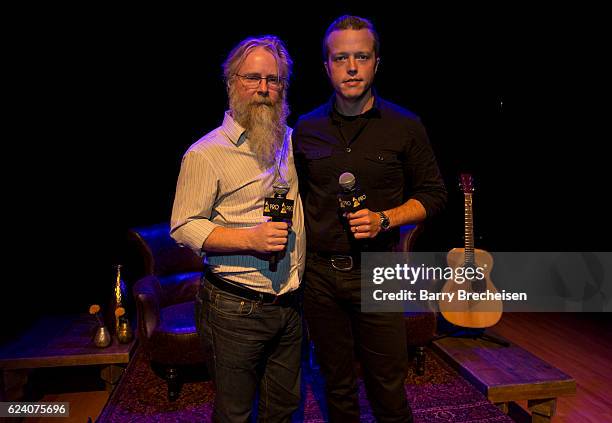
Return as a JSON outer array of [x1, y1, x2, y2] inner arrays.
[[223, 35, 293, 92]]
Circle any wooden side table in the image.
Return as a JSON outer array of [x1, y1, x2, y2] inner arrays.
[[433, 335, 576, 422], [0, 314, 137, 400]]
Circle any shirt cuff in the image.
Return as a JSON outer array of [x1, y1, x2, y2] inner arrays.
[[411, 193, 438, 219], [171, 219, 220, 257]]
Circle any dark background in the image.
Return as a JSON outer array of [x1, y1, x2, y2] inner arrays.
[[4, 5, 609, 336]]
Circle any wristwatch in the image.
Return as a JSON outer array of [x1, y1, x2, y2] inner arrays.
[[377, 211, 391, 231]]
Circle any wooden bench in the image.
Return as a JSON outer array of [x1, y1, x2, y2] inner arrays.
[[433, 335, 576, 423]]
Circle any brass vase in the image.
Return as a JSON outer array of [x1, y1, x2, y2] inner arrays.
[[117, 320, 133, 344], [94, 326, 111, 347]]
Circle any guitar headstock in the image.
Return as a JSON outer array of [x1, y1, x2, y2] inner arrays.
[[460, 173, 474, 194]]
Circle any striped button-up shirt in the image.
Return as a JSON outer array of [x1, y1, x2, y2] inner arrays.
[[170, 111, 305, 294]]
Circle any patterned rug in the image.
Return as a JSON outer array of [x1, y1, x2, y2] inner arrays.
[[98, 347, 513, 422]]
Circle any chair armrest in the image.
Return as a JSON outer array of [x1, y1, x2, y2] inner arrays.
[[396, 223, 424, 253], [133, 276, 162, 341]]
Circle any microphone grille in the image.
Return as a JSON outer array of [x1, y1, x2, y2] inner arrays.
[[339, 172, 356, 190]]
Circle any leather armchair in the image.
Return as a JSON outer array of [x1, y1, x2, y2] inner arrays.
[[128, 223, 207, 401]]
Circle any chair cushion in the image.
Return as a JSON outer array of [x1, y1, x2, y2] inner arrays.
[[158, 301, 197, 335]]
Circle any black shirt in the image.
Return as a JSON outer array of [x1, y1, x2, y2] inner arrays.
[[293, 95, 447, 254]]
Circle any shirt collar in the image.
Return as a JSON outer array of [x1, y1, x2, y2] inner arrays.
[[327, 89, 382, 123], [221, 111, 247, 146]]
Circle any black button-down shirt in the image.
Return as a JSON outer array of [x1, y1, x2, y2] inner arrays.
[[293, 95, 447, 254]]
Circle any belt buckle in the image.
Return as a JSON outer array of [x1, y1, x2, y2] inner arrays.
[[331, 255, 353, 271], [257, 291, 280, 305]]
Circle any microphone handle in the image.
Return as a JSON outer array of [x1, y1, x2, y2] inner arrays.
[[269, 216, 283, 271]]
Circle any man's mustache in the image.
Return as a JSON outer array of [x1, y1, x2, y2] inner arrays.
[[250, 96, 275, 107]]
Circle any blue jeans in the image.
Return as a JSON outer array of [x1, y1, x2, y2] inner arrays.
[[196, 278, 302, 423]]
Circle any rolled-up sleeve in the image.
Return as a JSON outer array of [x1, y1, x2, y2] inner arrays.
[[404, 121, 447, 218], [170, 150, 220, 255]]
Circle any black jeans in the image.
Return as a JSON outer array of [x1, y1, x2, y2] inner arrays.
[[195, 278, 302, 423], [303, 252, 413, 423]]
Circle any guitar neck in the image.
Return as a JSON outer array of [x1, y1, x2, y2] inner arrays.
[[464, 193, 475, 264]]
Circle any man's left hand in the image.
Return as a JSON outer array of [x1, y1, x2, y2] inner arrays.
[[346, 209, 381, 239]]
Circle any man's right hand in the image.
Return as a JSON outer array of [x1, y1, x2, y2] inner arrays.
[[247, 221, 290, 254]]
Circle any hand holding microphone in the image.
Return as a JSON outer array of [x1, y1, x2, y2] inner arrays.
[[263, 179, 294, 271], [346, 209, 383, 239], [338, 172, 384, 239], [248, 221, 290, 255]]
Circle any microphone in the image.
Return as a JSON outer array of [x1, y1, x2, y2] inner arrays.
[[263, 179, 294, 271], [338, 172, 367, 212]]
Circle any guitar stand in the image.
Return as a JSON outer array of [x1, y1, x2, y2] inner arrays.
[[433, 328, 511, 347]]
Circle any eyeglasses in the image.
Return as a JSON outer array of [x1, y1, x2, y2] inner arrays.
[[235, 73, 286, 90]]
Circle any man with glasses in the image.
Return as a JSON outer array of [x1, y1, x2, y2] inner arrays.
[[171, 36, 305, 422], [293, 16, 447, 422]]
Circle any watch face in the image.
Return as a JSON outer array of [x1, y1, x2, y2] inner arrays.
[[379, 213, 390, 230]]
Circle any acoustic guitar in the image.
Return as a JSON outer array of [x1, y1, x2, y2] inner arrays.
[[439, 173, 503, 328]]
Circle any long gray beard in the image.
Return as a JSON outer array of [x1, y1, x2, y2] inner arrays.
[[229, 87, 289, 167]]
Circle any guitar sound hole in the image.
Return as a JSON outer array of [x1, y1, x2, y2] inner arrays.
[[465, 263, 487, 294]]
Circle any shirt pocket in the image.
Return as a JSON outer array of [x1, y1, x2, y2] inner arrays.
[[303, 145, 335, 186], [363, 151, 403, 186]]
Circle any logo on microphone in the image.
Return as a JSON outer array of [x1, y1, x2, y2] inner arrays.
[[264, 198, 294, 218], [338, 194, 367, 211]]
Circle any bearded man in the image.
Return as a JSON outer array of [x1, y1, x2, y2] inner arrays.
[[170, 36, 305, 423]]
